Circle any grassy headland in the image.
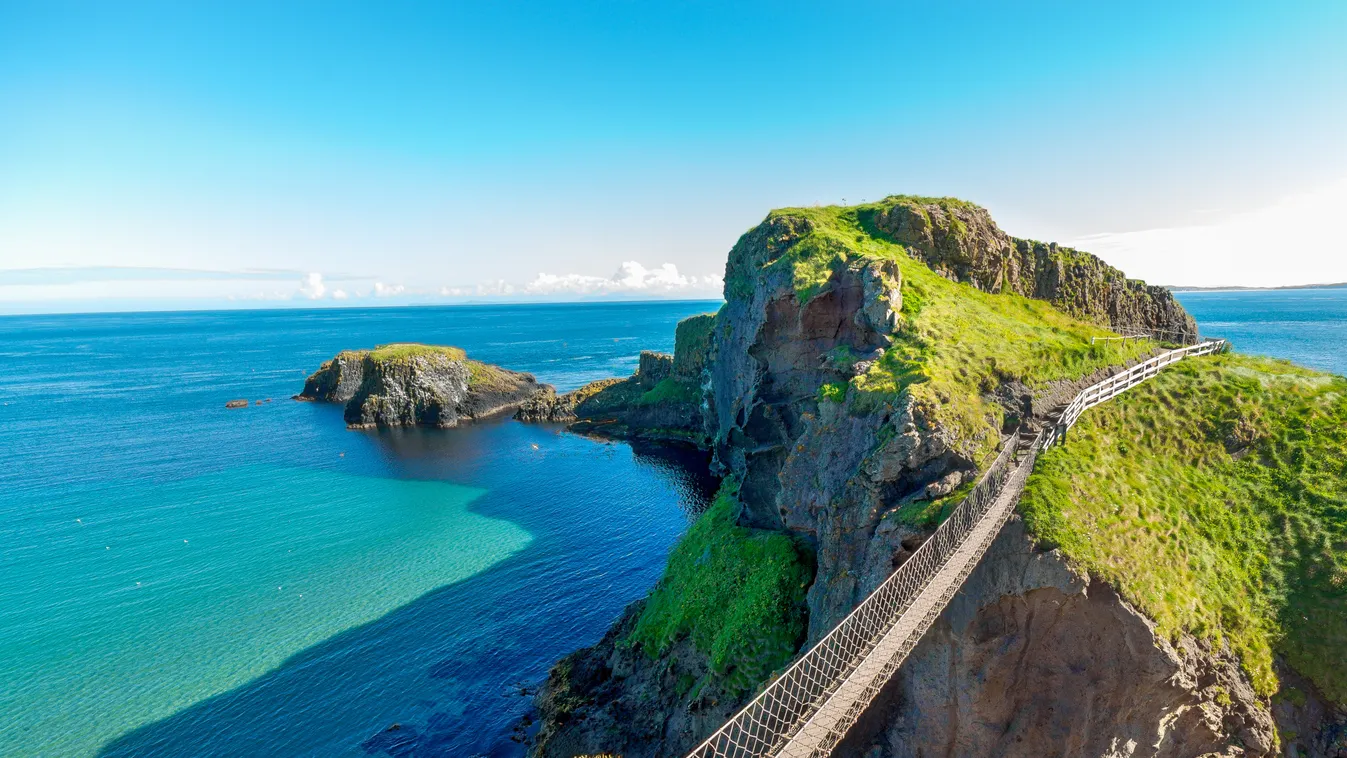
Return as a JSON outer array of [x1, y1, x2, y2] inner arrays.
[[1021, 354, 1347, 702], [732, 197, 1158, 464], [367, 343, 467, 362]]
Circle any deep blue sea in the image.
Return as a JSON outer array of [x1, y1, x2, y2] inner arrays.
[[1176, 287, 1347, 376], [0, 301, 720, 758], [1, 291, 1343, 758]]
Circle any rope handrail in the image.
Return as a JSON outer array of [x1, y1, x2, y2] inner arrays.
[[686, 337, 1226, 758], [685, 435, 1020, 758]]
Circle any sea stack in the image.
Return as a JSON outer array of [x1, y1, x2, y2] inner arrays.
[[297, 343, 550, 429]]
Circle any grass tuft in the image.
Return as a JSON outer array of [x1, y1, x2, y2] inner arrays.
[[367, 343, 466, 362], [638, 377, 701, 406]]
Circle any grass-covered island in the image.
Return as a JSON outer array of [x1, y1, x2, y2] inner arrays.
[[297, 342, 549, 428], [530, 196, 1347, 758]]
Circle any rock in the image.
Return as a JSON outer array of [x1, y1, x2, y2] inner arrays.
[[856, 258, 903, 334], [530, 601, 749, 758], [672, 312, 717, 382], [873, 198, 1198, 340], [298, 343, 550, 429], [837, 519, 1277, 758], [636, 351, 673, 389], [297, 350, 365, 403], [514, 386, 579, 423], [515, 313, 718, 447], [224, 399, 248, 409]]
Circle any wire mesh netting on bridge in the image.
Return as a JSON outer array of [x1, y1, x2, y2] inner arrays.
[[686, 336, 1226, 758], [686, 438, 1021, 758]]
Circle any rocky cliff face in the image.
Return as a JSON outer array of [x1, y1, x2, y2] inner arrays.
[[529, 198, 1337, 757], [530, 599, 757, 758], [872, 198, 1197, 341], [297, 344, 547, 428], [837, 519, 1277, 758], [517, 329, 716, 446]]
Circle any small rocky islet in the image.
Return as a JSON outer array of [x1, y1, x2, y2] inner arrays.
[[296, 340, 709, 441], [294, 343, 548, 429]]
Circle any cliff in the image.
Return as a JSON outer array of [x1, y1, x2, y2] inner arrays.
[[297, 343, 547, 428], [528, 196, 1347, 757], [872, 196, 1197, 340]]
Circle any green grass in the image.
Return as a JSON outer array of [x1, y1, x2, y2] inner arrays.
[[1020, 353, 1347, 702], [817, 381, 847, 404], [367, 343, 466, 362], [464, 359, 526, 391], [750, 200, 1155, 463], [637, 377, 701, 406], [628, 479, 813, 695]]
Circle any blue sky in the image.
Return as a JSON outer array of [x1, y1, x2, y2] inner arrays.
[[2, 1, 1346, 312]]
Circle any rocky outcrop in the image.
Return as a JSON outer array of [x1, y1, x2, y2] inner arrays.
[[872, 197, 1197, 341], [516, 318, 719, 446], [297, 344, 548, 429], [298, 350, 366, 404], [530, 601, 752, 758], [838, 519, 1276, 758]]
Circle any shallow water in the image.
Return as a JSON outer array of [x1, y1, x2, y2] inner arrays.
[[0, 302, 719, 757]]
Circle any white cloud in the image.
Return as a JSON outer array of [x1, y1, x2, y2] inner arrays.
[[1071, 177, 1347, 288], [373, 282, 405, 297], [331, 289, 348, 300], [524, 261, 723, 296], [297, 272, 326, 299]]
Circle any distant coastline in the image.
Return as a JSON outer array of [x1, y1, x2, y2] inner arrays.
[[1167, 282, 1347, 292]]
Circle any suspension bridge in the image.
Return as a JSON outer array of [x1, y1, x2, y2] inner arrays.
[[687, 333, 1226, 758]]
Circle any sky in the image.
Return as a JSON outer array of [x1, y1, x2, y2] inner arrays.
[[2, 1, 1346, 313]]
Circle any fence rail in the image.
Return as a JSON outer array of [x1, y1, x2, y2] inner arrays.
[[686, 334, 1225, 758], [1045, 339, 1225, 448]]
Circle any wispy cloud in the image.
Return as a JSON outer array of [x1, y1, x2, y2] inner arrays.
[[1072, 177, 1347, 288], [523, 261, 722, 296], [297, 272, 327, 299], [0, 266, 320, 286], [0, 261, 726, 312]]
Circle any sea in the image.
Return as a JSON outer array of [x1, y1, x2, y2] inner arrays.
[[1, 290, 1343, 758]]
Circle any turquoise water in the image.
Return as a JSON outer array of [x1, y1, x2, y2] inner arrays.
[[0, 302, 719, 757]]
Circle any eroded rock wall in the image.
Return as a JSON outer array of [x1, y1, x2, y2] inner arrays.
[[837, 519, 1276, 758], [873, 199, 1197, 341]]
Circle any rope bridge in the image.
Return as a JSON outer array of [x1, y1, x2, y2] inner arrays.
[[687, 335, 1226, 758]]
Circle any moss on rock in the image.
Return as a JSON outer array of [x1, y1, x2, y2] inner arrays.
[[627, 479, 813, 695]]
